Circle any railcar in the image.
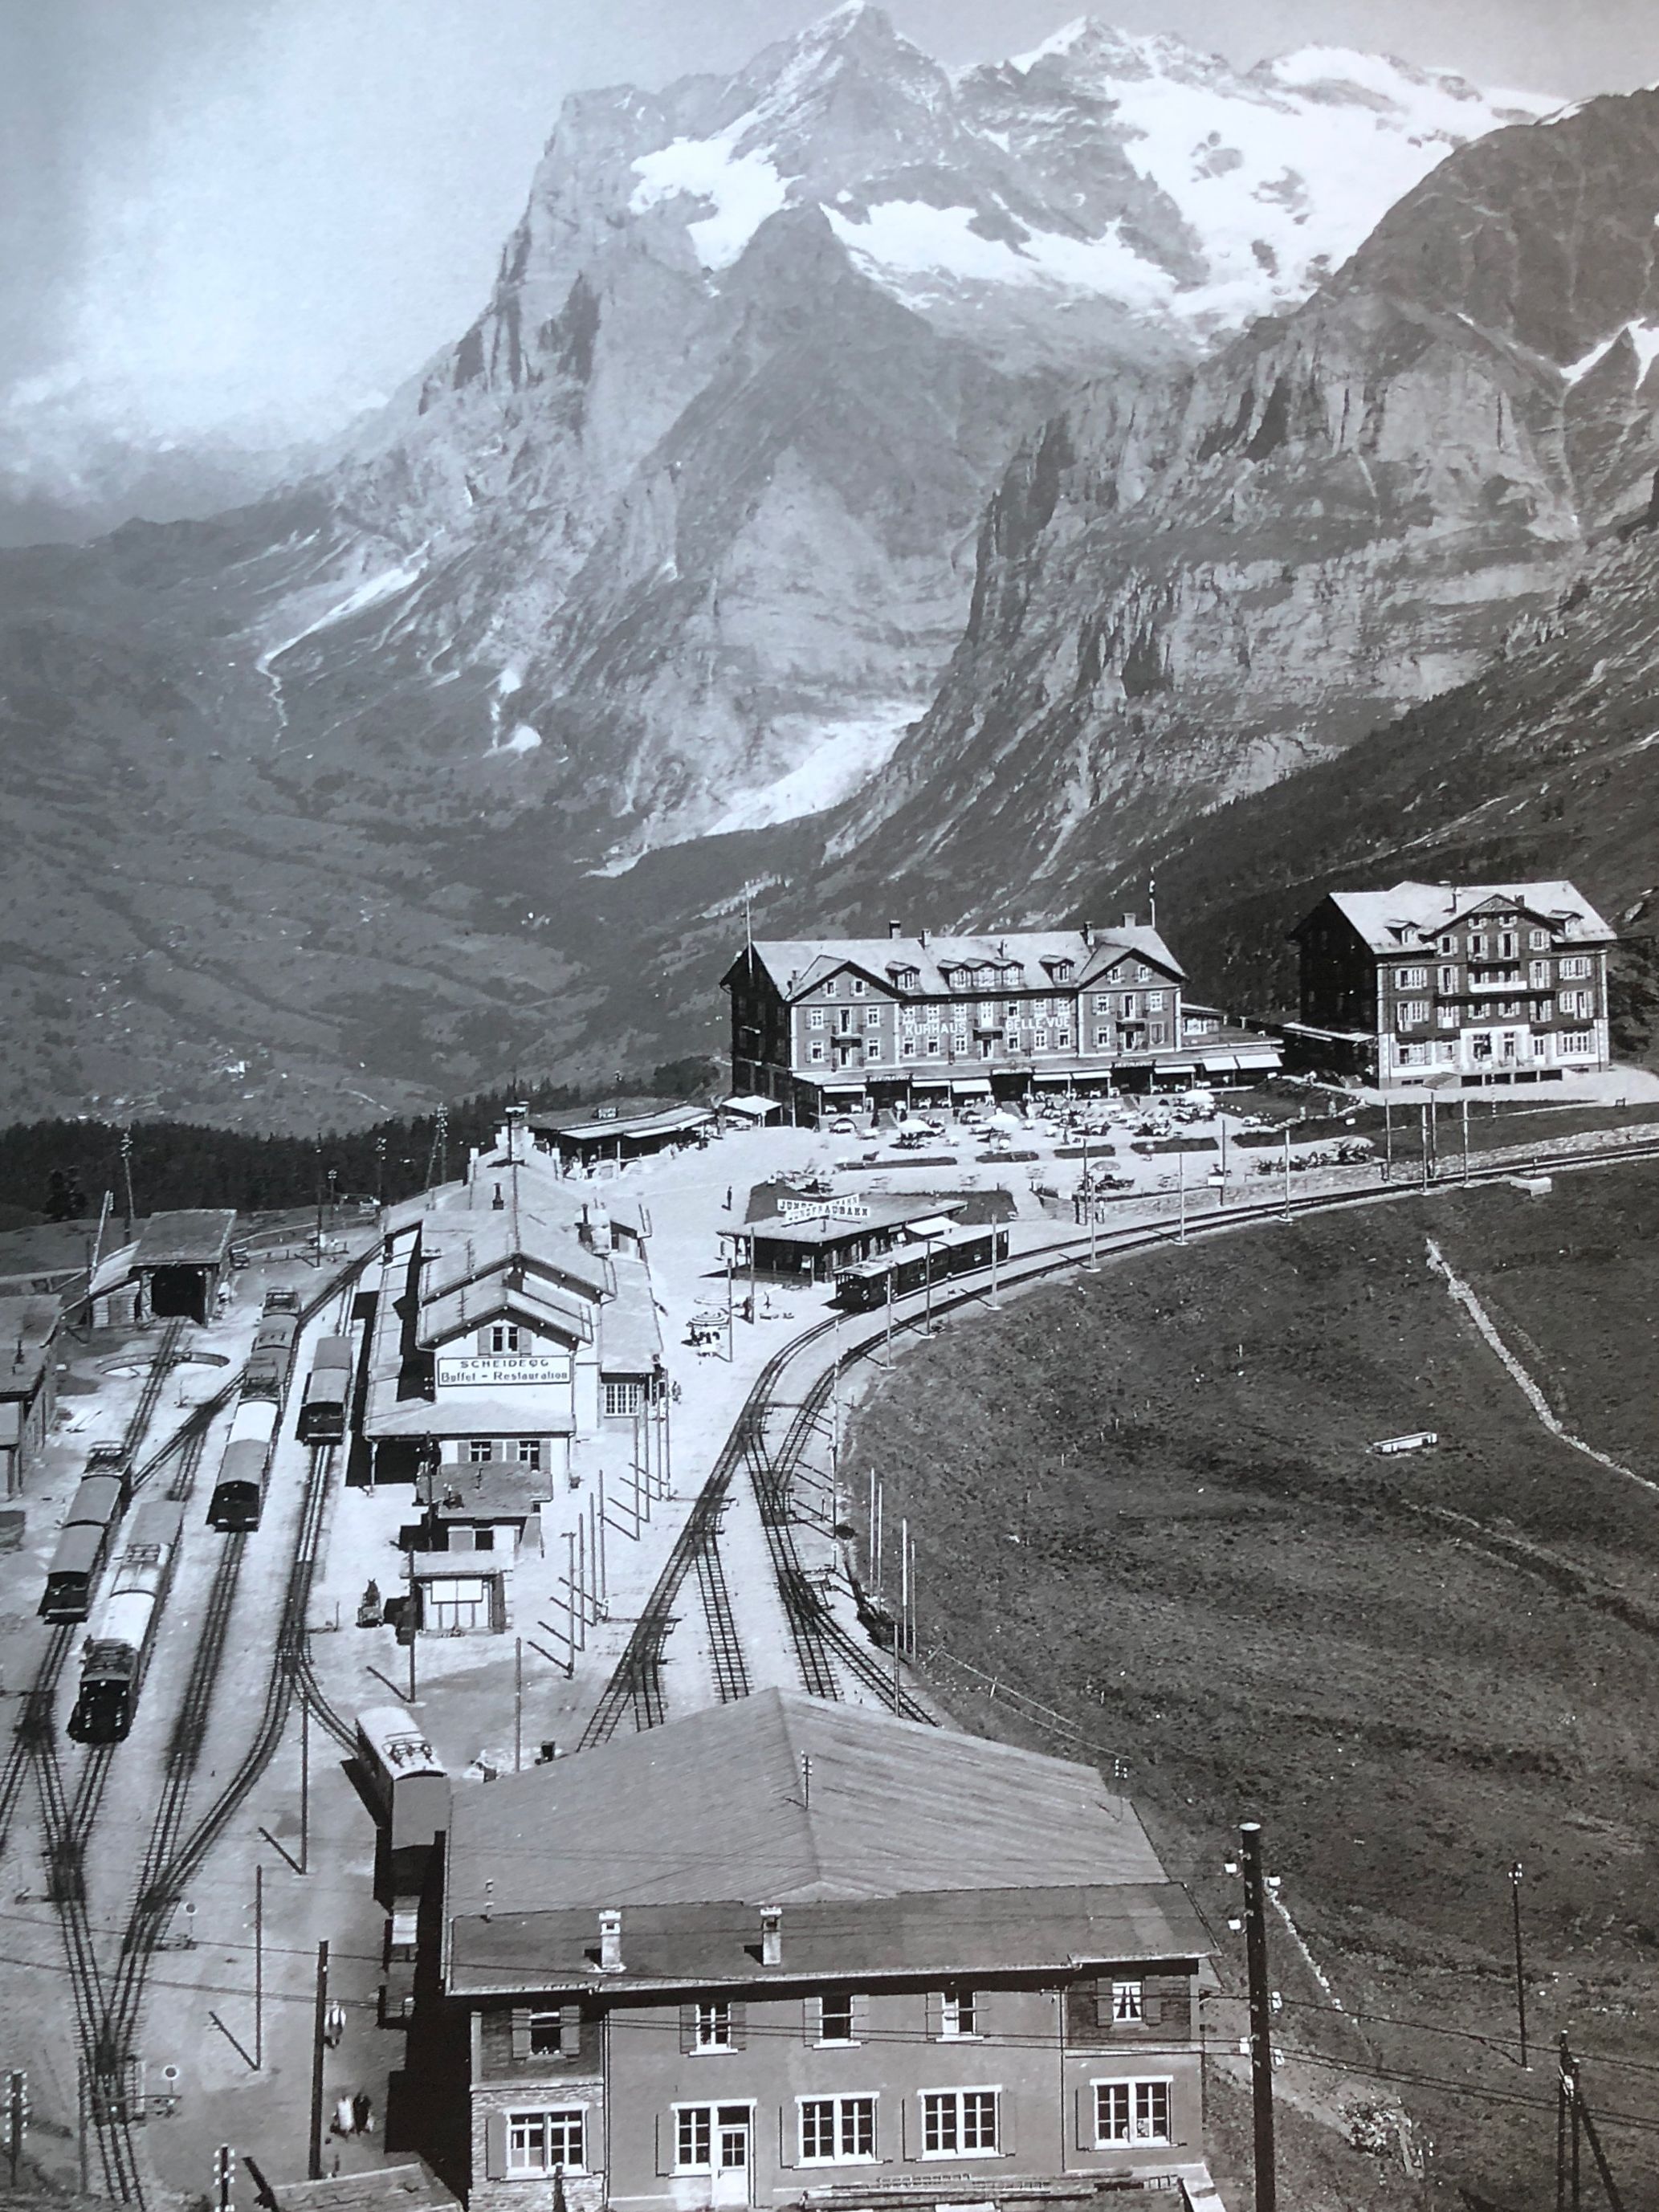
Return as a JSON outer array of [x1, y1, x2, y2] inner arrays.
[[357, 1705, 450, 1903], [297, 1333, 354, 1444], [206, 1395, 279, 1530], [66, 1499, 185, 1743], [244, 1311, 300, 1398], [832, 1223, 1009, 1311], [39, 1470, 130, 1620]]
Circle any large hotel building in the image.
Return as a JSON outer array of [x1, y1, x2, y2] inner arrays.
[[1288, 879, 1616, 1090], [723, 922, 1275, 1120]]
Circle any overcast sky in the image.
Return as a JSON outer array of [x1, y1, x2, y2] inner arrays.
[[6, 0, 1658, 448]]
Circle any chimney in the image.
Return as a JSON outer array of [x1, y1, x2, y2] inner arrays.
[[581, 1197, 613, 1255], [760, 1905, 783, 1968], [1121, 911, 1137, 931], [598, 1909, 625, 1974], [1082, 921, 1094, 948], [491, 1182, 505, 1211], [887, 919, 902, 939], [919, 927, 929, 948]]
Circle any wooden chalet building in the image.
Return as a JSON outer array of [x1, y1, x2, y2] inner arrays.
[[723, 923, 1208, 1121], [1288, 879, 1616, 1090], [406, 1691, 1222, 2212]]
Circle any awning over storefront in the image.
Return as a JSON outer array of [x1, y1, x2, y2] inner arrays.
[[821, 1084, 866, 1096], [950, 1077, 993, 1094], [722, 1094, 778, 1122], [1155, 1061, 1196, 1076], [1033, 1073, 1073, 1086], [1201, 1053, 1240, 1076], [1233, 1047, 1281, 1070]]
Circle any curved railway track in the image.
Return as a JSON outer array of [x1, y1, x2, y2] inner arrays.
[[579, 1130, 1659, 1742]]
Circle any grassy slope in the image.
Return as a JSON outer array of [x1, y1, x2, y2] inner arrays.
[[846, 1163, 1659, 2207]]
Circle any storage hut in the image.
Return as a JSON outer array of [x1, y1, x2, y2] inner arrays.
[[130, 1210, 237, 1323]]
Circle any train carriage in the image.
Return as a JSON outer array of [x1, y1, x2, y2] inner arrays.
[[207, 1395, 279, 1530], [357, 1705, 449, 1903], [67, 1499, 185, 1743], [243, 1312, 300, 1398], [297, 1333, 354, 1444], [832, 1222, 1009, 1311], [39, 1470, 129, 1619]]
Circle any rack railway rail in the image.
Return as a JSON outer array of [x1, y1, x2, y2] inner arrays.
[[579, 1128, 1659, 1743]]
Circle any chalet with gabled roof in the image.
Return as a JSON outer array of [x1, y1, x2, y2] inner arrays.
[[1289, 878, 1616, 1089]]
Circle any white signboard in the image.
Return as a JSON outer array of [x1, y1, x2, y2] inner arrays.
[[436, 1354, 572, 1389], [778, 1198, 870, 1224]]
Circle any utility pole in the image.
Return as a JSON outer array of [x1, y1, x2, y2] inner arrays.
[[215, 2142, 234, 2212], [6, 2069, 26, 2187], [1557, 2034, 1624, 2212], [1282, 1125, 1292, 1217], [1509, 1860, 1528, 2069], [1384, 1095, 1393, 1183], [254, 1865, 264, 2068], [900, 1518, 911, 1658], [1239, 1822, 1277, 2212], [1176, 1149, 1187, 1244], [1420, 1102, 1430, 1192], [725, 1253, 735, 1363], [1461, 1096, 1470, 1183], [308, 1942, 329, 2180], [515, 1638, 524, 1773], [120, 1129, 137, 1236]]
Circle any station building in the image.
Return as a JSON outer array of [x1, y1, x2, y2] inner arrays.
[[412, 1690, 1221, 2212], [532, 1100, 717, 1173], [723, 923, 1269, 1122], [128, 1208, 238, 1323], [1288, 879, 1617, 1090], [361, 1135, 664, 1627], [0, 1292, 63, 1495]]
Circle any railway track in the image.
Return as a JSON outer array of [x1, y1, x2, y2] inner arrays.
[[691, 1515, 751, 1705], [579, 1126, 1659, 1745]]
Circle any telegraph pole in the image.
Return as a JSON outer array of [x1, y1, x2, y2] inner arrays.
[[1282, 1124, 1292, 1216], [1509, 1860, 1528, 2069], [120, 1130, 137, 1236], [299, 1693, 310, 1875], [308, 1942, 329, 2180], [6, 2069, 26, 2186], [1239, 1822, 1277, 2212], [215, 2142, 234, 2212], [514, 1637, 524, 1773], [254, 1865, 264, 2068]]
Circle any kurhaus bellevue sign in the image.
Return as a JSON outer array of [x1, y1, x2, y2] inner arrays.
[[436, 1353, 573, 1389]]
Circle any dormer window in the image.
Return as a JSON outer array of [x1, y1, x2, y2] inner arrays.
[[891, 964, 919, 990], [1051, 961, 1074, 982]]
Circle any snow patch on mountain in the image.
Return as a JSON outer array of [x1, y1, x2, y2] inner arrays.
[[708, 700, 920, 833], [630, 132, 789, 270], [1563, 319, 1659, 384], [825, 202, 1176, 308]]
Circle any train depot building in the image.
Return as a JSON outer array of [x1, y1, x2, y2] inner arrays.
[[723, 923, 1271, 1122], [361, 1132, 663, 1627], [128, 1208, 238, 1322], [1286, 878, 1617, 1090], [412, 1690, 1219, 2212], [0, 1290, 62, 1494]]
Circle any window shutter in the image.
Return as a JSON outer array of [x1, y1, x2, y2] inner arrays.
[[679, 2005, 696, 2055], [924, 1990, 942, 2042], [1074, 2086, 1087, 2153], [1093, 1978, 1112, 2032], [899, 2098, 910, 2161], [997, 2091, 1014, 2158], [777, 2107, 789, 2168], [1142, 1987, 1164, 2028], [510, 2008, 531, 2061], [730, 2002, 748, 2051], [654, 2114, 670, 2177], [801, 1998, 815, 2044], [484, 2112, 508, 2179], [560, 2006, 582, 2060]]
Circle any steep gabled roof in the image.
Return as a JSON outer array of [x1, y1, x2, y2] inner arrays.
[[415, 1274, 594, 1352], [733, 926, 1184, 1001], [1300, 879, 1616, 954]]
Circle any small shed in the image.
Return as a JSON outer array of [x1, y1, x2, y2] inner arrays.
[[131, 1210, 237, 1323]]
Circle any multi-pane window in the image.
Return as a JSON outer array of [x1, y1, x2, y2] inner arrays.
[[818, 1993, 856, 2043], [809, 1043, 825, 1064], [940, 1991, 978, 2039], [1537, 997, 1555, 1020], [926, 1035, 941, 1057], [1093, 992, 1112, 1012], [1436, 1005, 1458, 1029], [1054, 962, 1074, 981], [1120, 994, 1139, 1018], [1058, 1030, 1073, 1049], [1133, 963, 1151, 982], [865, 1008, 881, 1029], [1529, 929, 1550, 950], [507, 2109, 585, 2173], [695, 2002, 732, 2050], [489, 1324, 521, 1353], [1560, 956, 1592, 980], [467, 1438, 494, 1464], [1094, 1030, 1111, 1049], [921, 2090, 998, 2155], [851, 978, 866, 996], [1562, 990, 1594, 1018], [1007, 1001, 1023, 1021], [1438, 965, 1457, 992], [1145, 992, 1166, 1011], [516, 1438, 542, 1467], [799, 2096, 876, 2164], [1396, 967, 1429, 990], [675, 2107, 712, 2171], [824, 980, 838, 997], [604, 1381, 644, 1417], [1094, 2080, 1172, 2145], [1034, 1030, 1050, 1050], [1111, 1980, 1144, 2023], [1499, 931, 1517, 958], [866, 1044, 883, 1065], [1467, 934, 1486, 957], [1559, 1030, 1596, 1054], [1439, 933, 1457, 955], [1398, 1000, 1430, 1029], [809, 1010, 825, 1029]]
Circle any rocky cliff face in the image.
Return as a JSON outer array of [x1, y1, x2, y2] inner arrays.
[[816, 86, 1659, 930]]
